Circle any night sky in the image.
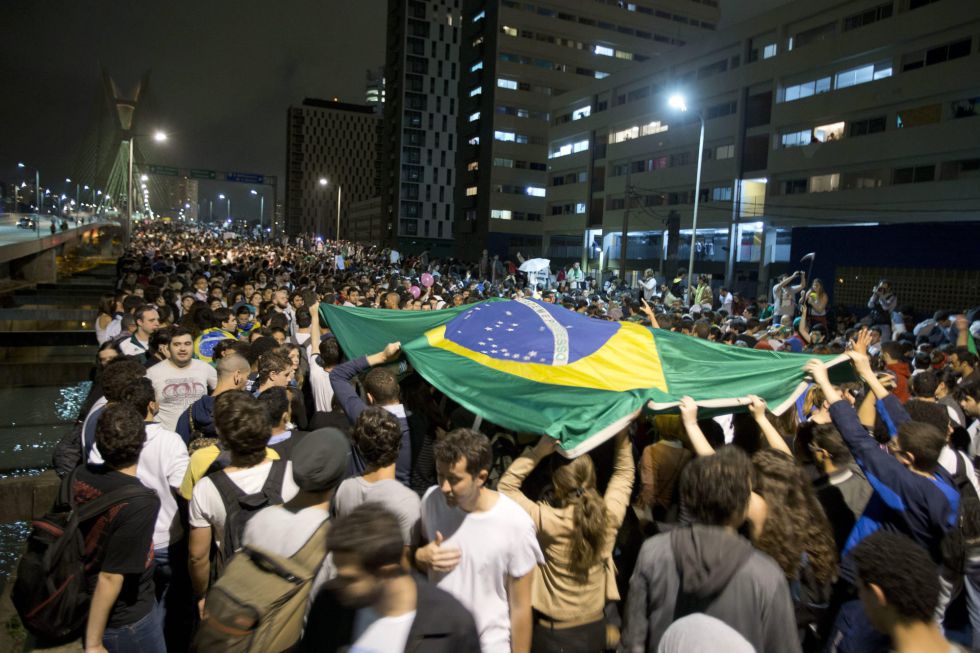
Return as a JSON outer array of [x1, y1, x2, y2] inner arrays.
[[0, 0, 386, 214], [0, 0, 783, 217]]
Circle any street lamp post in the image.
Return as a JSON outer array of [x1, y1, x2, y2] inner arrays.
[[318, 177, 342, 240], [126, 130, 167, 246], [668, 94, 705, 307], [219, 194, 230, 221], [250, 189, 265, 236], [17, 162, 40, 237]]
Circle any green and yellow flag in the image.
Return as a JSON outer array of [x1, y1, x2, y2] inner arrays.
[[321, 299, 850, 456]]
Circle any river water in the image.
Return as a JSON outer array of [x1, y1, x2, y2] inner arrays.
[[0, 381, 90, 590]]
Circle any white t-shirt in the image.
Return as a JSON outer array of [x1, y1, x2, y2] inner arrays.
[[189, 460, 300, 548], [351, 608, 416, 653], [119, 335, 149, 357], [305, 346, 335, 413], [89, 421, 188, 550], [938, 446, 980, 497], [420, 488, 543, 653], [146, 359, 218, 430]]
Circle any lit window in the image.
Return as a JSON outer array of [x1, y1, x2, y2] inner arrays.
[[467, 161, 479, 171], [526, 186, 546, 197], [781, 129, 812, 147], [595, 71, 610, 79], [493, 157, 514, 167], [470, 61, 484, 72], [497, 78, 518, 89], [468, 136, 480, 145], [491, 209, 513, 220], [615, 50, 634, 60], [809, 173, 840, 192], [572, 106, 591, 120], [468, 111, 480, 122], [640, 120, 668, 136], [575, 202, 586, 213], [573, 139, 589, 153], [494, 130, 516, 142], [472, 10, 485, 21], [469, 86, 482, 97], [502, 25, 517, 36], [594, 45, 614, 57], [550, 144, 572, 158], [716, 144, 735, 159], [763, 43, 777, 59], [466, 186, 478, 196], [812, 122, 845, 142], [611, 125, 639, 143]]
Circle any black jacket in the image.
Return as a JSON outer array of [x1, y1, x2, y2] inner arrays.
[[299, 577, 480, 653]]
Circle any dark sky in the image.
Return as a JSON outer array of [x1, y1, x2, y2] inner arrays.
[[0, 0, 386, 213], [0, 0, 784, 217]]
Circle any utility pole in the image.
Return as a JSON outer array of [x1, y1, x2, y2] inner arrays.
[[620, 162, 631, 288]]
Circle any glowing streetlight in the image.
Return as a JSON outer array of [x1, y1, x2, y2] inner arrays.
[[318, 177, 328, 186], [153, 130, 168, 142]]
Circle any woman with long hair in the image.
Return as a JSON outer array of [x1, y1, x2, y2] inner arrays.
[[805, 278, 830, 329], [750, 449, 838, 646], [94, 293, 120, 344], [498, 431, 633, 652]]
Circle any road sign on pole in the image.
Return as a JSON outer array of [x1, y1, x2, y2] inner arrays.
[[148, 165, 179, 177], [189, 169, 216, 180], [226, 172, 265, 184]]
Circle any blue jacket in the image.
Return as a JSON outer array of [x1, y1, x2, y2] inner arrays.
[[174, 395, 217, 445], [329, 355, 412, 486], [832, 394, 958, 568]]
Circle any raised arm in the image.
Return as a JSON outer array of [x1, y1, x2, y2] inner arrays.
[[747, 395, 792, 456], [679, 396, 715, 457], [956, 314, 971, 348], [639, 298, 661, 329], [328, 342, 401, 425], [604, 430, 636, 529], [497, 436, 552, 525]]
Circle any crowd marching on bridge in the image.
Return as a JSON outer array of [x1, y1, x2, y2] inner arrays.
[[14, 222, 980, 653]]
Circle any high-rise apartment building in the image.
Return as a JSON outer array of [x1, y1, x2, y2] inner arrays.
[[453, 0, 720, 260], [381, 0, 462, 251], [365, 66, 386, 110], [285, 98, 380, 237], [544, 0, 980, 291]]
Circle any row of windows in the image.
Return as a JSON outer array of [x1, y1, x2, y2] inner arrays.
[[492, 157, 548, 171], [492, 184, 547, 197], [553, 106, 592, 126], [591, 0, 716, 27], [490, 209, 543, 221], [609, 119, 669, 143], [500, 0, 689, 45], [493, 130, 545, 145], [494, 77, 560, 96], [777, 158, 980, 194], [498, 50, 609, 79], [495, 104, 551, 121], [550, 202, 588, 215], [549, 139, 589, 158], [550, 171, 589, 186], [606, 143, 733, 177], [499, 25, 648, 64], [781, 60, 892, 102]]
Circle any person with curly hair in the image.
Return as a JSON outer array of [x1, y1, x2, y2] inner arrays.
[[332, 407, 422, 550], [498, 430, 633, 653]]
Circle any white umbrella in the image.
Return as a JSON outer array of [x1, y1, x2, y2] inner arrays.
[[518, 258, 551, 273]]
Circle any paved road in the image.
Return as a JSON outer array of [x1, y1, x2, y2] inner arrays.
[[0, 214, 109, 246]]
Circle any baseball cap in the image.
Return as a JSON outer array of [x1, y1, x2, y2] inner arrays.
[[290, 428, 352, 492]]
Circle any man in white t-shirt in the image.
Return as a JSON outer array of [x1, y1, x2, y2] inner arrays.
[[332, 408, 421, 548], [188, 391, 299, 614], [146, 327, 217, 430], [305, 301, 339, 413], [416, 428, 542, 653]]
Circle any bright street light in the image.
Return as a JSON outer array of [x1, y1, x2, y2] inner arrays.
[[153, 131, 168, 142], [140, 174, 149, 182], [318, 177, 328, 186], [668, 93, 688, 112], [218, 194, 225, 200], [65, 178, 71, 183], [250, 189, 258, 195]]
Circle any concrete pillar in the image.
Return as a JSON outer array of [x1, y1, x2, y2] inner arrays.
[[756, 223, 777, 299], [13, 249, 57, 283]]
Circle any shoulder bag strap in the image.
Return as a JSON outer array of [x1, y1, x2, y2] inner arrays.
[[261, 460, 287, 503], [77, 484, 156, 522]]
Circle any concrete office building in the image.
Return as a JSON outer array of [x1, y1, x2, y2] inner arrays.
[[285, 98, 380, 237], [381, 0, 462, 251], [453, 0, 721, 260], [348, 196, 386, 242], [543, 0, 980, 292]]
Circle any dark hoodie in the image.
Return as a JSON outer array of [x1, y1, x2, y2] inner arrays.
[[174, 394, 216, 444], [622, 525, 801, 653]]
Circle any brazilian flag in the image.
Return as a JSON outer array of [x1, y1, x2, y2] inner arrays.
[[321, 299, 850, 456]]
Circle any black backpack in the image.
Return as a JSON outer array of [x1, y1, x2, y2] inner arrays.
[[940, 452, 980, 575], [12, 468, 155, 642], [209, 460, 287, 565]]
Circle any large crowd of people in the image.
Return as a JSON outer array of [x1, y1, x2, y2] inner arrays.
[[17, 223, 980, 653]]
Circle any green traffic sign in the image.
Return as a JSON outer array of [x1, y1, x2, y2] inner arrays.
[[190, 169, 216, 180], [149, 165, 179, 177]]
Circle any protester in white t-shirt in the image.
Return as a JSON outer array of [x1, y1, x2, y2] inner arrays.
[[146, 328, 217, 430], [305, 301, 339, 413], [188, 391, 298, 615], [416, 428, 543, 653]]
